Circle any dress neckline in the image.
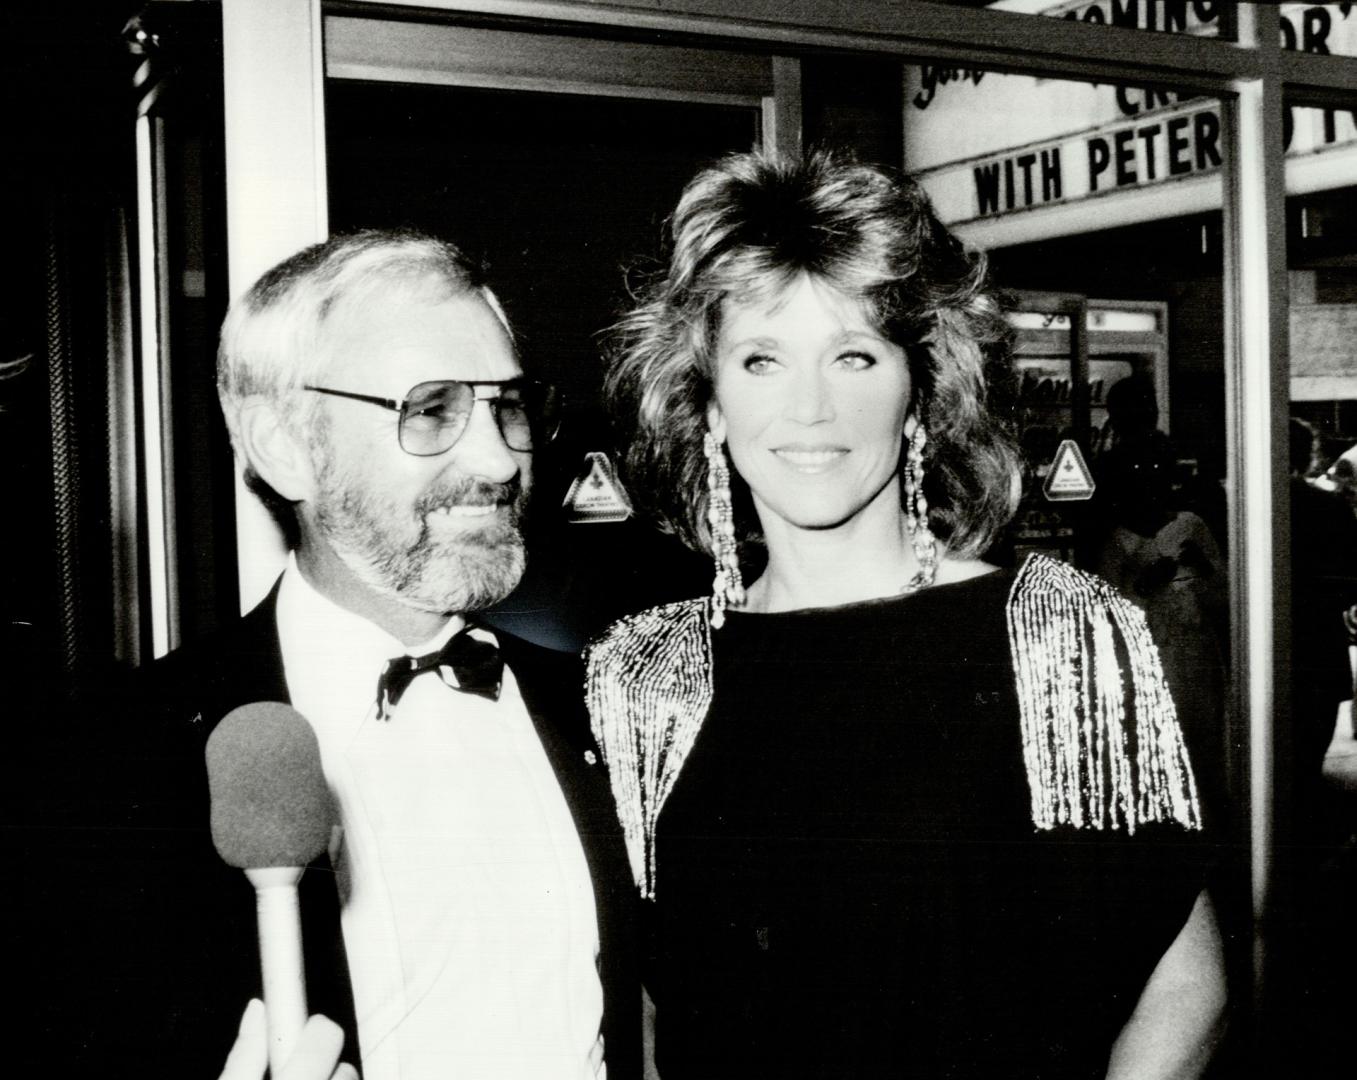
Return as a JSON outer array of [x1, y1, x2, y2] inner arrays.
[[721, 565, 1010, 622]]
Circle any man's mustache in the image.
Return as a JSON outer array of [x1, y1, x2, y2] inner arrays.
[[417, 477, 523, 514]]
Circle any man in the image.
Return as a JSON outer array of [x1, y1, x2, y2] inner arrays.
[[84, 231, 637, 1079]]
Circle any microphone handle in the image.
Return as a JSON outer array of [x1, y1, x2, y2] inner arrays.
[[246, 866, 309, 1076]]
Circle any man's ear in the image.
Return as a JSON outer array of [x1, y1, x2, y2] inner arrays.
[[233, 397, 317, 503]]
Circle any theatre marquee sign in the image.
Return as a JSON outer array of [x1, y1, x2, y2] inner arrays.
[[905, 1, 1357, 242]]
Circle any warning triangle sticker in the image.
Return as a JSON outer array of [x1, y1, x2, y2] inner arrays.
[[1042, 439, 1096, 502], [562, 451, 633, 523]]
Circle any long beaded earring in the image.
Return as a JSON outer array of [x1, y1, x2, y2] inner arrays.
[[703, 430, 745, 627], [902, 421, 939, 592]]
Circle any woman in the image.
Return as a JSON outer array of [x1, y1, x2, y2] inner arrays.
[[588, 152, 1226, 1079]]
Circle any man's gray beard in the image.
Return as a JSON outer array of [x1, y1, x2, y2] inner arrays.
[[314, 469, 528, 616]]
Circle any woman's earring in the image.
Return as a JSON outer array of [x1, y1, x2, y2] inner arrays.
[[704, 430, 745, 628], [902, 422, 939, 592]]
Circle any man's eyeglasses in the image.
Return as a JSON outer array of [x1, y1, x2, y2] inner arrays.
[[303, 378, 556, 456]]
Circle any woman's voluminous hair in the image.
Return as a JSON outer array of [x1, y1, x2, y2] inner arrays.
[[218, 228, 494, 436], [604, 150, 1022, 560]]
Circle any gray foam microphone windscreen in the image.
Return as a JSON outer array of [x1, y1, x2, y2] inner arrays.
[[205, 702, 336, 870]]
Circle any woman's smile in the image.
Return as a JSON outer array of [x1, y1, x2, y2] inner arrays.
[[769, 443, 851, 472], [708, 273, 912, 534]]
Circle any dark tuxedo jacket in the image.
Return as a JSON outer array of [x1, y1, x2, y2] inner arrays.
[[72, 585, 639, 1078]]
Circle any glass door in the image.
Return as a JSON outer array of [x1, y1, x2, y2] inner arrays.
[[322, 15, 789, 643]]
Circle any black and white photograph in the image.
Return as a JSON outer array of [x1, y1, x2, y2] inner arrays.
[[7, 2, 1357, 1077]]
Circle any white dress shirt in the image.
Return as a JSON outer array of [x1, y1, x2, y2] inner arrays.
[[275, 556, 605, 1080]]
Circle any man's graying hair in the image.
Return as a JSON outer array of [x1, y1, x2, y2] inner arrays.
[[218, 228, 496, 426], [216, 229, 501, 511]]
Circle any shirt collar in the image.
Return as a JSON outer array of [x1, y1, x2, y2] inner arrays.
[[277, 553, 481, 736], [277, 552, 466, 660]]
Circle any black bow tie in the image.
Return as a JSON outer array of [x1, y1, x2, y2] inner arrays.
[[376, 628, 504, 720]]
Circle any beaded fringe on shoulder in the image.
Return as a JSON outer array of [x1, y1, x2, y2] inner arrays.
[[1007, 554, 1202, 833], [585, 598, 713, 898], [587, 560, 1202, 899]]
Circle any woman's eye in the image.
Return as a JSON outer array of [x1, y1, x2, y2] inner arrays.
[[743, 353, 778, 374], [832, 351, 876, 371]]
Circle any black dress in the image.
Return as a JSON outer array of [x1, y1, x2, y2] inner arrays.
[[646, 570, 1206, 1080]]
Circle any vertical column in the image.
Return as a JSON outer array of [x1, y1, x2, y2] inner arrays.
[[135, 114, 178, 657], [1222, 0, 1290, 1049], [764, 56, 802, 157], [221, 0, 329, 609]]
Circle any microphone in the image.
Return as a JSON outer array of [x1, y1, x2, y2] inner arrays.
[[206, 703, 335, 1077]]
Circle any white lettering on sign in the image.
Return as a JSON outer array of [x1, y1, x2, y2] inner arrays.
[[562, 451, 633, 524], [1043, 439, 1097, 502]]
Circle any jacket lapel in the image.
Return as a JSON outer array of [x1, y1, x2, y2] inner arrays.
[[173, 584, 361, 1068], [500, 634, 642, 1078], [165, 604, 635, 1078]]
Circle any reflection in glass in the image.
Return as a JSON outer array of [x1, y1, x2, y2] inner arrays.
[[1282, 106, 1357, 1066], [905, 69, 1240, 1063], [904, 61, 1231, 721], [1284, 102, 1357, 498], [908, 68, 1220, 226]]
